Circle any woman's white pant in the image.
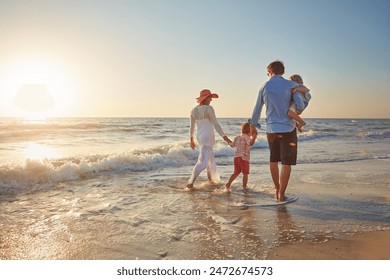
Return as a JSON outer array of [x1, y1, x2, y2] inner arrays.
[[189, 145, 220, 184]]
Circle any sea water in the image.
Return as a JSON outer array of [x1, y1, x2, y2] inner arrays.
[[1, 118, 389, 259], [2, 118, 389, 188]]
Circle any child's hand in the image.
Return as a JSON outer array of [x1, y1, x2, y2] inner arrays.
[[250, 125, 258, 137], [223, 135, 232, 145]]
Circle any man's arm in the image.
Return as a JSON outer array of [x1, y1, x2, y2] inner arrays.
[[292, 85, 310, 94], [291, 85, 309, 114], [249, 88, 264, 129], [292, 91, 305, 113]]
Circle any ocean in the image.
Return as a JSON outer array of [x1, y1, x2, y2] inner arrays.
[[1, 117, 389, 259]]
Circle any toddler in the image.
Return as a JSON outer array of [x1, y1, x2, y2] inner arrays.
[[288, 74, 312, 132], [225, 122, 257, 192]]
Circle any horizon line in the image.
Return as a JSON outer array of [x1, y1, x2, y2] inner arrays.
[[1, 116, 389, 120]]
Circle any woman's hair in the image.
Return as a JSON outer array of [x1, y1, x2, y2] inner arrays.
[[267, 60, 285, 75], [242, 122, 250, 134], [289, 74, 304, 84]]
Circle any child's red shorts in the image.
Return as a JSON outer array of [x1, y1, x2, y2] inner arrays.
[[234, 157, 249, 175]]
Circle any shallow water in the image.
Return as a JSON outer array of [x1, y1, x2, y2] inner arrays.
[[1, 118, 390, 259]]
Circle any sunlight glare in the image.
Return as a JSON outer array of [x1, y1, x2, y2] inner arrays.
[[3, 55, 77, 117], [25, 143, 58, 161]]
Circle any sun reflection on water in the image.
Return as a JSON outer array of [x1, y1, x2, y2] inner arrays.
[[22, 113, 48, 123], [25, 143, 58, 161]]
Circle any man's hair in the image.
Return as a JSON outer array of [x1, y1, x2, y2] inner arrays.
[[267, 60, 285, 75], [242, 122, 250, 134]]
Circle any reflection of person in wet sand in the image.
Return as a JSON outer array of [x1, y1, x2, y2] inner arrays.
[[186, 190, 265, 259], [275, 206, 303, 245]]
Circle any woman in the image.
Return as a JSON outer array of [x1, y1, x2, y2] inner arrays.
[[187, 89, 231, 188]]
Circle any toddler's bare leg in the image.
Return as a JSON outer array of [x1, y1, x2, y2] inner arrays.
[[243, 174, 248, 190], [226, 173, 239, 192]]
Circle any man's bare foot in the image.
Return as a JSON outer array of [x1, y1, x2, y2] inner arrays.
[[186, 183, 193, 189], [296, 121, 306, 132], [243, 186, 248, 193], [278, 195, 286, 202], [275, 187, 280, 201]]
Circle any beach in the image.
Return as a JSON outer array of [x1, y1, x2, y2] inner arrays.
[[1, 156, 389, 260], [268, 230, 390, 260], [2, 221, 389, 260], [0, 118, 389, 260]]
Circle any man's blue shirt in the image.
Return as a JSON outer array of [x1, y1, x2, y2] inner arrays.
[[250, 75, 305, 133]]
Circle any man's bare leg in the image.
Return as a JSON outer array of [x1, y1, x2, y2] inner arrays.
[[279, 164, 291, 202], [270, 162, 280, 201]]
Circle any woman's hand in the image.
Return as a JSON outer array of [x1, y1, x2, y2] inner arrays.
[[190, 137, 196, 150], [223, 135, 232, 145]]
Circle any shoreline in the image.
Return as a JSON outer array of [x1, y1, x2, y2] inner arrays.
[[1, 159, 389, 260], [267, 230, 390, 260]]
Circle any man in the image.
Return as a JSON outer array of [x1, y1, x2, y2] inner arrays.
[[250, 60, 306, 202]]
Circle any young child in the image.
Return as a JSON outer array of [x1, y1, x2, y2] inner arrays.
[[225, 122, 257, 192], [288, 74, 312, 132]]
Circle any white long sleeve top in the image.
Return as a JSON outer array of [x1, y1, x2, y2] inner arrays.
[[190, 105, 225, 147]]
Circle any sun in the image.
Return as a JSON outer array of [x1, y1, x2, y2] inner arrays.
[[14, 83, 55, 112], [1, 55, 77, 118]]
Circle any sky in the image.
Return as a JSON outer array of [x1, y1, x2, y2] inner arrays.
[[0, 0, 389, 118]]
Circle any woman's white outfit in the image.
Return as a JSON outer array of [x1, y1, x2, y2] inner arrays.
[[189, 105, 225, 184]]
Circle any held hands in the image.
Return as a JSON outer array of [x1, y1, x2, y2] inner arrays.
[[190, 136, 232, 149], [250, 124, 258, 138], [249, 125, 258, 146], [223, 135, 233, 146]]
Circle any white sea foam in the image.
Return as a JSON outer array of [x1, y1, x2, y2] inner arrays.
[[0, 141, 227, 191]]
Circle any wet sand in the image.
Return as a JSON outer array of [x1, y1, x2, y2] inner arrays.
[[1, 219, 389, 260], [267, 230, 390, 260], [0, 159, 389, 260]]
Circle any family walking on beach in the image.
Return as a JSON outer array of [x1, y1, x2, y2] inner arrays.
[[187, 60, 311, 202]]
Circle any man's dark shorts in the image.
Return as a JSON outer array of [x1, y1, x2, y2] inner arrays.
[[267, 129, 297, 165]]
